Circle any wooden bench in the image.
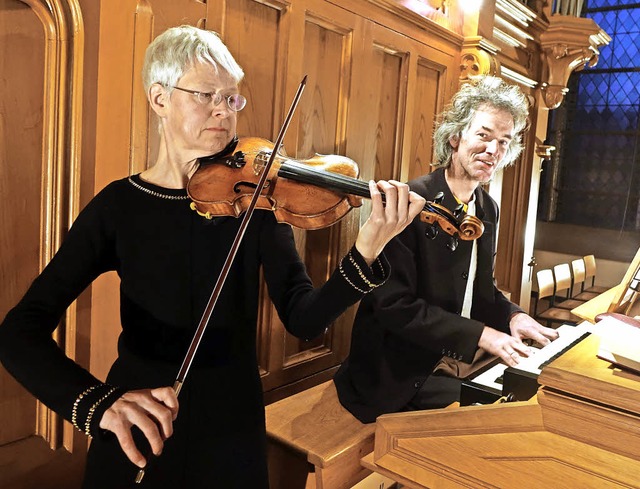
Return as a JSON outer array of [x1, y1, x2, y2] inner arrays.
[[265, 380, 375, 489]]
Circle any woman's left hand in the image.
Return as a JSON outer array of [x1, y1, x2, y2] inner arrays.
[[355, 180, 425, 265]]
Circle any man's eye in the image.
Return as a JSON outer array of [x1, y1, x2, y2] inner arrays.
[[201, 92, 214, 102]]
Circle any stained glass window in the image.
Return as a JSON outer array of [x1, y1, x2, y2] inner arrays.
[[539, 2, 640, 231]]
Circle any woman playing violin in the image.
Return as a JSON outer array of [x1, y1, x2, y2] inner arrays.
[[0, 25, 424, 488]]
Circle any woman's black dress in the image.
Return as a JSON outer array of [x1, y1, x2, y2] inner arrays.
[[0, 175, 387, 488]]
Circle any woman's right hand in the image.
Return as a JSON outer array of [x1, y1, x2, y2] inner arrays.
[[99, 386, 179, 468]]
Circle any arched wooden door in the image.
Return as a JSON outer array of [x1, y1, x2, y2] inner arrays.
[[0, 1, 88, 487]]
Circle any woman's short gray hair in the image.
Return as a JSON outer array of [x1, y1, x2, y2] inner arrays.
[[432, 76, 529, 169], [142, 25, 244, 93]]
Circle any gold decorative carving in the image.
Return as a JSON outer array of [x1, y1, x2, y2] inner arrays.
[[540, 83, 569, 110], [540, 15, 611, 109], [460, 51, 499, 79], [460, 38, 500, 82]]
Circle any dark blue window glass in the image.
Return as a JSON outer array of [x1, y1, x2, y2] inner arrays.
[[541, 1, 640, 231]]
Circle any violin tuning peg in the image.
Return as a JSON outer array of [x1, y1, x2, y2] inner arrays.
[[433, 192, 445, 205], [453, 203, 464, 218], [446, 235, 459, 252], [425, 224, 439, 240]]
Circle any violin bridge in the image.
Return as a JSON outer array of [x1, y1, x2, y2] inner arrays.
[[253, 151, 271, 175]]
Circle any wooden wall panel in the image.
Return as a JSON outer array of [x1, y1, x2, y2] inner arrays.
[[370, 48, 404, 181], [2, 0, 87, 454], [297, 20, 350, 156], [343, 22, 410, 233], [260, 1, 362, 396], [222, 0, 289, 141], [295, 13, 353, 272], [407, 58, 444, 182], [323, 0, 461, 183]]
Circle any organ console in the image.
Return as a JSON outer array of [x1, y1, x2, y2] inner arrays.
[[365, 331, 640, 488], [363, 251, 640, 487]]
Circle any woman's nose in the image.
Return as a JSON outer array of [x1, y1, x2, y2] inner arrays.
[[211, 99, 231, 117]]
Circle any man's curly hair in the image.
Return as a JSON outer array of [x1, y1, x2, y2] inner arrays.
[[432, 76, 530, 170]]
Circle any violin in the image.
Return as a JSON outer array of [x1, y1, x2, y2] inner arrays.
[[187, 137, 484, 246]]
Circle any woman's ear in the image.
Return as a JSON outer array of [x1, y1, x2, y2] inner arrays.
[[148, 83, 169, 117]]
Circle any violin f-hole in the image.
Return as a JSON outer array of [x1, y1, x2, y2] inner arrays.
[[234, 181, 271, 193]]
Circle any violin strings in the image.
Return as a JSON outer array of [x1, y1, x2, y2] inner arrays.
[[276, 160, 460, 224]]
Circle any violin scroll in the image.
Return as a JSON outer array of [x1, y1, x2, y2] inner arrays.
[[459, 214, 484, 240], [418, 201, 484, 242]]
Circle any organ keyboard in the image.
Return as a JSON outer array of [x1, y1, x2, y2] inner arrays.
[[461, 321, 596, 405]]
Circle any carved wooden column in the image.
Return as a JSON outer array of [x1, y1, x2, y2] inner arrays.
[[457, 0, 501, 83]]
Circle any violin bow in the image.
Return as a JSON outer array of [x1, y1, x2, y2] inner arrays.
[[135, 75, 307, 484]]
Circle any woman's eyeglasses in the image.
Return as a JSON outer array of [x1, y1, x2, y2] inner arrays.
[[168, 86, 247, 112]]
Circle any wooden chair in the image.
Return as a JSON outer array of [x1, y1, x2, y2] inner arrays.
[[533, 268, 581, 327], [552, 263, 587, 310], [571, 258, 600, 301], [265, 380, 375, 489], [583, 254, 609, 294]]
